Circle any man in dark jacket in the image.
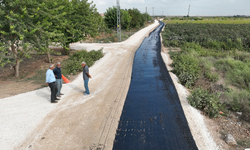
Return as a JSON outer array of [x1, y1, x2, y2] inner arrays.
[[82, 62, 92, 95], [53, 62, 64, 97]]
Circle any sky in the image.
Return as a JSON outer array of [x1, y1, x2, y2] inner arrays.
[[90, 0, 250, 16]]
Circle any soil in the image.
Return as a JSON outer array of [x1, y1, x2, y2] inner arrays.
[[0, 48, 76, 99]]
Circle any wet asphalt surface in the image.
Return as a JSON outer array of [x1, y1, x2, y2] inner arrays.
[[112, 22, 198, 150]]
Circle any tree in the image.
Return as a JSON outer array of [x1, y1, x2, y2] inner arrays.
[[128, 8, 143, 29], [58, 0, 100, 54], [0, 0, 46, 77], [35, 0, 66, 63], [104, 7, 132, 30], [121, 10, 132, 30], [104, 7, 117, 29]]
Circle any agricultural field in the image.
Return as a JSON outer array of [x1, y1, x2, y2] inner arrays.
[[162, 19, 250, 149], [165, 18, 250, 24], [162, 22, 250, 50]]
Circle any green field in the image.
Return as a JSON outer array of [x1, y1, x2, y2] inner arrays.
[[162, 23, 250, 51], [165, 18, 250, 24], [162, 19, 250, 120]]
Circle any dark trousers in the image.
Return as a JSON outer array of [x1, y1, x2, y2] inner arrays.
[[49, 82, 58, 102]]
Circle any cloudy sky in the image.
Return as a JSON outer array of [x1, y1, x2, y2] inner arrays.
[[90, 0, 250, 16]]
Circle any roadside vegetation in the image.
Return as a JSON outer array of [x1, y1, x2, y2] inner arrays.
[[0, 0, 102, 77], [0, 0, 151, 78], [162, 18, 250, 121], [27, 50, 103, 85], [90, 7, 152, 43]]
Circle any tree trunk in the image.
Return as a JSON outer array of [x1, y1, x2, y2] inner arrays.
[[63, 43, 70, 55], [14, 59, 20, 78], [47, 51, 51, 63], [46, 42, 51, 63], [11, 44, 20, 77]]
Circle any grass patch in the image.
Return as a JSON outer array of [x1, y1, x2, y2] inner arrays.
[[237, 138, 250, 147], [27, 69, 48, 84]]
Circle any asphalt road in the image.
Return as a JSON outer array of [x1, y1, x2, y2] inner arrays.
[[112, 22, 198, 150]]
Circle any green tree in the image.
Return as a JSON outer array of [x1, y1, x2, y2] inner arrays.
[[128, 8, 143, 28], [104, 7, 117, 29], [58, 0, 100, 54], [142, 12, 152, 23], [121, 10, 132, 30], [35, 0, 66, 63], [0, 0, 45, 77], [104, 7, 132, 30]]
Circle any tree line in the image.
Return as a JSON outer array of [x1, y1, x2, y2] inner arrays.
[[0, 0, 151, 77], [104, 7, 151, 30]]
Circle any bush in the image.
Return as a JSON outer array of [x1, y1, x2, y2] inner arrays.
[[216, 58, 250, 89], [62, 49, 103, 76], [225, 90, 250, 112], [205, 72, 219, 82], [188, 88, 223, 118], [171, 51, 201, 88]]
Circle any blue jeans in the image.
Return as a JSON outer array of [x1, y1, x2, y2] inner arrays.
[[84, 79, 90, 94], [56, 79, 62, 96]]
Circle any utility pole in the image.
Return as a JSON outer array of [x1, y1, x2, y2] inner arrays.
[[146, 7, 147, 23], [152, 7, 154, 19], [187, 5, 190, 17], [117, 0, 121, 42]]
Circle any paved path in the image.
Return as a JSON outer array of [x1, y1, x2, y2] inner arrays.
[[113, 22, 198, 150]]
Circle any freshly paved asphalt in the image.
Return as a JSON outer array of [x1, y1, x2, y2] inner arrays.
[[112, 22, 198, 150]]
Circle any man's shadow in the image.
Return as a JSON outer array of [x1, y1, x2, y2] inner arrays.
[[35, 87, 52, 102], [67, 83, 83, 93]]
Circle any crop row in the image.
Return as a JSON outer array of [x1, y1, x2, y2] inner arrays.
[[163, 23, 250, 51]]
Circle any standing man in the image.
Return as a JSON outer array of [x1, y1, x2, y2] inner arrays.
[[53, 62, 64, 97], [46, 64, 60, 103], [82, 62, 91, 95]]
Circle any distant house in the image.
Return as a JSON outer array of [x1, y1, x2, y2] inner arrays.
[[100, 13, 105, 18]]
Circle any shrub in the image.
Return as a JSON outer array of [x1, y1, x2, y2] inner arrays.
[[181, 42, 202, 52], [205, 72, 219, 82], [188, 88, 222, 118], [216, 58, 250, 89], [62, 49, 103, 76], [171, 52, 201, 88], [225, 90, 250, 112]]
